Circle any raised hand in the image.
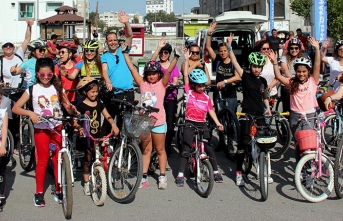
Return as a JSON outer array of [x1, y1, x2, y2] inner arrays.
[[118, 11, 129, 24], [173, 46, 183, 57], [26, 19, 34, 27], [208, 22, 217, 33], [322, 38, 331, 49], [158, 38, 166, 48], [267, 50, 278, 63], [226, 32, 234, 46], [308, 37, 320, 49], [183, 47, 191, 60]]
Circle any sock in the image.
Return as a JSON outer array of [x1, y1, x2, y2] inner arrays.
[[177, 172, 184, 177], [143, 174, 148, 179], [160, 173, 165, 177]]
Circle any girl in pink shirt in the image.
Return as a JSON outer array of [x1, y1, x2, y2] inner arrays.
[[124, 43, 181, 189], [269, 37, 320, 161]]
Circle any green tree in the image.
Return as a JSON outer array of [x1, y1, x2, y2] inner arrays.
[[89, 11, 106, 31], [289, 0, 311, 22], [145, 11, 176, 24]]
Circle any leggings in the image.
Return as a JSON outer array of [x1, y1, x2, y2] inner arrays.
[[79, 137, 94, 175], [34, 127, 62, 193], [178, 121, 218, 173], [281, 86, 290, 114], [164, 100, 177, 154], [0, 154, 10, 196]]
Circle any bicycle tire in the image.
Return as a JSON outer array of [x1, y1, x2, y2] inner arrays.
[[107, 142, 142, 203], [19, 119, 35, 171], [195, 159, 214, 198], [61, 153, 73, 219], [6, 129, 16, 167], [242, 151, 253, 175], [91, 165, 107, 206], [270, 118, 292, 159], [294, 153, 334, 202], [259, 152, 268, 201], [321, 114, 339, 154], [334, 137, 343, 198], [219, 107, 240, 159], [176, 116, 185, 151]]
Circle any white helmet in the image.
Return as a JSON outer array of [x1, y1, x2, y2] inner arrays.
[[293, 57, 312, 68]]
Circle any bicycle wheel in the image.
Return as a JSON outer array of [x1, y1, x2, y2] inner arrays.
[[91, 165, 107, 206], [219, 107, 240, 159], [269, 117, 292, 159], [195, 159, 214, 198], [242, 151, 253, 175], [294, 153, 334, 202], [176, 116, 185, 151], [334, 138, 343, 198], [107, 142, 142, 203], [259, 152, 268, 201], [321, 114, 339, 155], [18, 119, 35, 171], [61, 153, 73, 219]]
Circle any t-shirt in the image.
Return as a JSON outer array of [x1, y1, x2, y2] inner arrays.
[[214, 55, 237, 98], [101, 49, 133, 92], [76, 101, 104, 138], [241, 72, 268, 115], [297, 35, 308, 50], [0, 108, 7, 139], [327, 57, 343, 90], [27, 84, 64, 129], [54, 62, 78, 102], [260, 60, 277, 96], [184, 83, 214, 122], [280, 56, 296, 77], [162, 65, 180, 102], [267, 36, 281, 53], [289, 76, 318, 112], [46, 41, 57, 60], [19, 57, 37, 87], [140, 80, 166, 126], [74, 60, 101, 79]]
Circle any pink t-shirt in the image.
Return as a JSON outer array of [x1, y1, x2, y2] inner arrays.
[[289, 76, 318, 112], [140, 80, 166, 126], [184, 84, 214, 122]]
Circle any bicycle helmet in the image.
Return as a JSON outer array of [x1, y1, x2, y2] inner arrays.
[[335, 40, 343, 50], [288, 38, 302, 48], [248, 52, 266, 66], [27, 39, 46, 51], [293, 57, 312, 68], [189, 69, 208, 84], [161, 43, 172, 53], [76, 77, 98, 91], [57, 41, 78, 52], [144, 60, 161, 73], [83, 40, 99, 50]]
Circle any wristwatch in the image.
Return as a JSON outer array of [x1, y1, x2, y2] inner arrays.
[[224, 80, 228, 84], [227, 46, 232, 51]]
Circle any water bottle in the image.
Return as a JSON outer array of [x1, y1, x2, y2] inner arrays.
[[49, 143, 57, 151]]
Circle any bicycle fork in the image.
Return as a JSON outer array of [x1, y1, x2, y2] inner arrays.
[[58, 129, 75, 187], [117, 136, 132, 171]]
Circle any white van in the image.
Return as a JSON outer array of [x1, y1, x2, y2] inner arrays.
[[195, 11, 268, 81]]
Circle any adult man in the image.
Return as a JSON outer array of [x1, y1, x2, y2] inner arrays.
[[101, 11, 133, 135], [46, 34, 59, 64], [0, 19, 33, 152], [267, 29, 282, 58], [282, 31, 305, 56], [296, 28, 308, 52]]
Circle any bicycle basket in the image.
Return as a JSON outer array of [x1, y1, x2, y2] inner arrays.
[[295, 129, 317, 151], [123, 113, 157, 140], [256, 136, 277, 149]]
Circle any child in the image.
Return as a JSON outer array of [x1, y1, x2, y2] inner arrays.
[[227, 33, 272, 186], [268, 37, 320, 162], [72, 77, 119, 196], [175, 48, 224, 187], [123, 42, 180, 189], [12, 57, 77, 207], [0, 88, 9, 211]]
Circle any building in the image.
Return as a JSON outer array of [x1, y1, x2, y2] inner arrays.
[[176, 14, 212, 37], [99, 11, 121, 27], [74, 0, 89, 18], [0, 0, 75, 43], [146, 0, 173, 14], [198, 0, 311, 33]]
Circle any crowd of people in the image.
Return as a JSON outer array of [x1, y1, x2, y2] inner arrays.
[[0, 14, 343, 211]]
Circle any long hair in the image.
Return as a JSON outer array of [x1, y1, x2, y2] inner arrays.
[[254, 40, 269, 52], [287, 65, 311, 94], [285, 42, 304, 67], [82, 51, 103, 77]]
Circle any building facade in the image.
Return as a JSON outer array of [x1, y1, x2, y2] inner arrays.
[[99, 11, 121, 27], [146, 0, 174, 14]]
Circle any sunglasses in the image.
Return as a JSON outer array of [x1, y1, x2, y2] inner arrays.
[[37, 48, 46, 53], [37, 72, 54, 78], [59, 50, 68, 55], [290, 47, 299, 51], [191, 51, 200, 55], [261, 47, 270, 51], [84, 49, 96, 53], [159, 50, 170, 55], [145, 72, 159, 76], [115, 55, 119, 64], [2, 43, 14, 48]]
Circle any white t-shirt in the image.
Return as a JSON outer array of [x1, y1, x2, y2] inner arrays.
[[0, 108, 7, 139], [26, 84, 63, 129], [327, 57, 343, 90], [260, 60, 277, 96], [280, 55, 296, 77]]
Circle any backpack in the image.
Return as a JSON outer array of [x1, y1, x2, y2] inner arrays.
[[0, 53, 24, 82]]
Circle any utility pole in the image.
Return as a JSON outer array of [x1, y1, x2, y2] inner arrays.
[[83, 0, 86, 42], [95, 1, 98, 32]]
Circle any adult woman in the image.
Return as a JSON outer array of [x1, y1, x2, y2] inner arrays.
[[150, 38, 180, 157], [279, 38, 304, 113], [205, 22, 240, 155], [321, 39, 343, 90]]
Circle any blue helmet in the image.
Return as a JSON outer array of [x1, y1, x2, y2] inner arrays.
[[189, 69, 208, 84]]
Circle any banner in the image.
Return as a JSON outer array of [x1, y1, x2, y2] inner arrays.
[[269, 0, 274, 33], [312, 0, 327, 43]]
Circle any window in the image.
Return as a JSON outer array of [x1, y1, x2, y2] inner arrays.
[[19, 3, 34, 19], [11, 3, 15, 8], [47, 2, 63, 11]]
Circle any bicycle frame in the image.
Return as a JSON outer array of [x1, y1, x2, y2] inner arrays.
[[58, 127, 75, 187]]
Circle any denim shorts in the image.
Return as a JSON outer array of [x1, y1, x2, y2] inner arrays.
[[151, 123, 167, 134]]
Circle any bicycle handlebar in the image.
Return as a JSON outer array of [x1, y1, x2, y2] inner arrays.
[[111, 98, 159, 113], [236, 111, 290, 118], [87, 132, 113, 142]]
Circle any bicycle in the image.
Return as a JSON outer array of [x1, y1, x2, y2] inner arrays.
[[236, 112, 284, 201], [107, 98, 158, 203], [178, 122, 214, 198], [293, 112, 334, 203]]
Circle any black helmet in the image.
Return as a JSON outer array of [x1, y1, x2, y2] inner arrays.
[[161, 43, 172, 53]]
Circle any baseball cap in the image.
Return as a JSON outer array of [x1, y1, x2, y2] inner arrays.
[[2, 40, 15, 48]]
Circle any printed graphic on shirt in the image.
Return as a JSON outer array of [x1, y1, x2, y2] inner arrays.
[[141, 91, 157, 107], [89, 110, 100, 134], [37, 94, 63, 117]]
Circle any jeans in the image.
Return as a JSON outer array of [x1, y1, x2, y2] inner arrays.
[[216, 97, 237, 146]]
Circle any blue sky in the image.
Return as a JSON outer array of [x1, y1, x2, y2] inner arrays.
[[88, 0, 197, 15]]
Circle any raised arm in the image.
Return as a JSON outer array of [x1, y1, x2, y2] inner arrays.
[[280, 61, 292, 78], [204, 65, 211, 85], [162, 48, 180, 87], [227, 37, 244, 77], [321, 38, 330, 64], [119, 11, 133, 47], [268, 50, 289, 85], [21, 19, 34, 52], [183, 48, 191, 85], [123, 51, 143, 85], [151, 38, 166, 61], [205, 22, 217, 60], [309, 37, 321, 82]]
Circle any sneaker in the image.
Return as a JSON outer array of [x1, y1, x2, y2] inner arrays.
[[175, 176, 184, 187], [0, 194, 6, 211], [268, 176, 274, 184], [236, 173, 245, 187], [54, 193, 62, 204], [158, 175, 168, 189], [83, 182, 91, 196], [33, 193, 45, 207], [214, 173, 223, 183], [139, 177, 149, 189]]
